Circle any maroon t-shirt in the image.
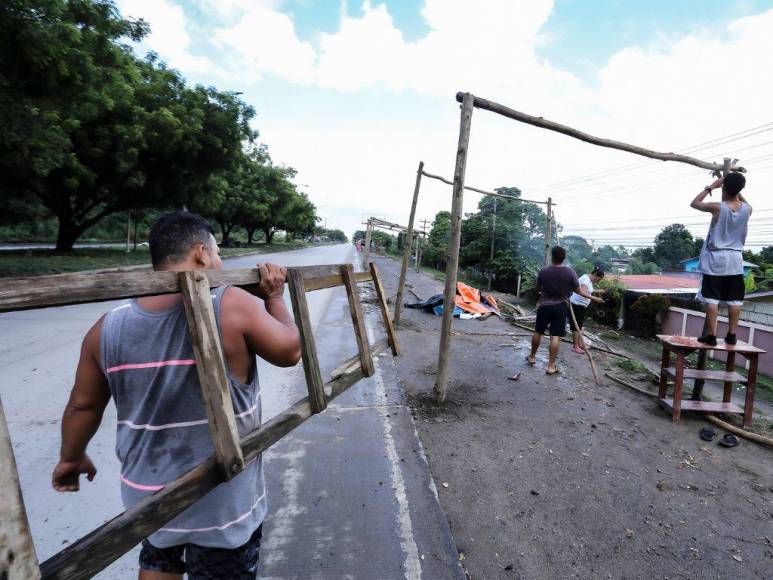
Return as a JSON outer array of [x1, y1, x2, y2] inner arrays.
[[537, 265, 580, 306]]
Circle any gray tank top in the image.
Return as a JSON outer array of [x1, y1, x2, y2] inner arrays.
[[697, 201, 751, 276], [100, 285, 266, 549]]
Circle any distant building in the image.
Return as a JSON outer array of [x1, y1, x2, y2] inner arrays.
[[680, 256, 759, 277]]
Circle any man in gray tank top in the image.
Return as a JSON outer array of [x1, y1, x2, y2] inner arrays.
[[690, 172, 753, 346], [51, 211, 301, 579]]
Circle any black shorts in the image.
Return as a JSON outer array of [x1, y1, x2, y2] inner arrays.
[[700, 274, 745, 305], [535, 303, 568, 337], [568, 303, 586, 332], [139, 525, 262, 579]]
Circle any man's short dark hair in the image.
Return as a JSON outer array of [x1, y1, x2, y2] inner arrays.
[[723, 172, 746, 198], [149, 211, 215, 268], [551, 245, 566, 264]]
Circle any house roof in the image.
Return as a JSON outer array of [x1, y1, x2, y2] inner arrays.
[[680, 256, 759, 268], [615, 275, 699, 294]]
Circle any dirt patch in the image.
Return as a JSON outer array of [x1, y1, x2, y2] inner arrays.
[[373, 255, 773, 580]]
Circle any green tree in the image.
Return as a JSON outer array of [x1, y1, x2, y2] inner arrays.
[[0, 1, 255, 250], [626, 260, 658, 274], [761, 245, 773, 263], [563, 235, 593, 265], [654, 224, 694, 269], [424, 211, 452, 268]]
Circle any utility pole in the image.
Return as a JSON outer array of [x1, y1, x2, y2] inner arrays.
[[544, 197, 552, 266], [363, 219, 373, 266], [488, 197, 497, 290]]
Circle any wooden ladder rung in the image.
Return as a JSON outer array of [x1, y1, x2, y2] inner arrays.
[[663, 367, 747, 383]]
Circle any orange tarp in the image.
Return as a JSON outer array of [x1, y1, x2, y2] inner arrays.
[[454, 282, 499, 315]]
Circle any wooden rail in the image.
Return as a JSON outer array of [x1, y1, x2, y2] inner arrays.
[[0, 261, 396, 579], [0, 266, 372, 313]]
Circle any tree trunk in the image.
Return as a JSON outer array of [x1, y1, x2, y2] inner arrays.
[[55, 218, 80, 252], [220, 221, 232, 243], [264, 228, 275, 244], [246, 228, 256, 245]]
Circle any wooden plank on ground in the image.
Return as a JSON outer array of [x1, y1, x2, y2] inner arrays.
[[179, 272, 244, 479], [369, 262, 399, 356], [0, 264, 357, 313], [287, 268, 326, 413], [38, 352, 381, 580], [341, 265, 374, 377], [0, 397, 42, 580]]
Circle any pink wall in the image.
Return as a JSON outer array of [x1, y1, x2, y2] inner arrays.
[[662, 307, 772, 376]]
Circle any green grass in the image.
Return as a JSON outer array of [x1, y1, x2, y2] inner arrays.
[[0, 242, 309, 278]]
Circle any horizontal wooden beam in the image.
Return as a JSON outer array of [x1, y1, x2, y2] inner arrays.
[[39, 340, 389, 580], [421, 170, 552, 206], [0, 266, 373, 313], [456, 92, 724, 172]]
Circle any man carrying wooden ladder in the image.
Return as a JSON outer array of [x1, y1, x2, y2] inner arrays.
[[51, 211, 302, 579]]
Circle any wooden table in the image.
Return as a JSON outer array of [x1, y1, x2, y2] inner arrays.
[[656, 335, 766, 428]]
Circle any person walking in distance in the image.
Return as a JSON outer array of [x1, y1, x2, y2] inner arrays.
[[51, 211, 302, 579], [690, 173, 752, 345], [527, 246, 597, 374], [569, 266, 606, 354]]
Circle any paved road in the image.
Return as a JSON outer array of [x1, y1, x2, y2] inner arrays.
[[0, 244, 462, 579]]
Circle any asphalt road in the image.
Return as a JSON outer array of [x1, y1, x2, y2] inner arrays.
[[0, 244, 462, 579]]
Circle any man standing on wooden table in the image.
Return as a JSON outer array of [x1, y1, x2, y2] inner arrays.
[[51, 211, 302, 579], [690, 173, 752, 346]]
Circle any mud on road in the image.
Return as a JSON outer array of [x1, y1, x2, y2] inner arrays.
[[372, 255, 773, 580]]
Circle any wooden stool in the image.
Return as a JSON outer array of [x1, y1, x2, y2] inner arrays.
[[656, 335, 765, 429]]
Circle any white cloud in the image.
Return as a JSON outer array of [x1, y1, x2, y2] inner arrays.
[[116, 0, 213, 73], [121, 1, 773, 240], [212, 4, 316, 83]]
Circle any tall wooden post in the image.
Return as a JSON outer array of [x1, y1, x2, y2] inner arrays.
[[0, 398, 42, 580], [394, 162, 423, 325], [435, 93, 474, 403], [414, 235, 422, 272], [363, 220, 373, 266], [488, 196, 497, 290], [544, 197, 552, 266]]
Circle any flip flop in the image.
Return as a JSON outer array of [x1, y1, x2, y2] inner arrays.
[[508, 373, 521, 381], [718, 433, 740, 448], [546, 368, 560, 376], [526, 356, 536, 366], [699, 426, 717, 441]]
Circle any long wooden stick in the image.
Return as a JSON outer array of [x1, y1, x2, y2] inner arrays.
[[0, 266, 372, 313], [435, 93, 474, 403], [179, 272, 245, 479], [566, 301, 602, 386], [0, 398, 42, 580], [394, 161, 423, 325], [456, 92, 725, 172], [421, 170, 552, 206]]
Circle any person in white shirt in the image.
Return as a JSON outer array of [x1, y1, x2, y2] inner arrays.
[[569, 266, 605, 354]]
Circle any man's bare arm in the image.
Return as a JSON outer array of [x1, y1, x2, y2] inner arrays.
[[53, 317, 111, 491], [229, 264, 301, 367], [690, 178, 722, 215]]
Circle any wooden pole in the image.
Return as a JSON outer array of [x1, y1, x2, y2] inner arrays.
[[363, 220, 372, 266], [369, 262, 400, 356], [420, 170, 552, 206], [341, 265, 374, 377], [435, 93, 474, 403], [394, 162, 423, 325], [516, 273, 521, 298], [567, 300, 602, 386], [0, 397, 42, 580], [287, 269, 327, 413], [415, 236, 422, 272], [179, 272, 245, 479], [456, 93, 726, 172], [488, 197, 497, 290], [544, 197, 552, 266]]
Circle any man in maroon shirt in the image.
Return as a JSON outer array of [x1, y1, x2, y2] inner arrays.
[[527, 246, 597, 374]]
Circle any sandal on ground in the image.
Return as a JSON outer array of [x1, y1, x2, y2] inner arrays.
[[526, 356, 536, 366], [699, 426, 717, 441], [546, 368, 560, 375], [718, 433, 740, 448], [572, 346, 585, 354]]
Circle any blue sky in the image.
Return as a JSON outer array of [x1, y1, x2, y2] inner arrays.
[[117, 0, 773, 247]]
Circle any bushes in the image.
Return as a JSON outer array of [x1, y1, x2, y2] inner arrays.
[[629, 294, 671, 337]]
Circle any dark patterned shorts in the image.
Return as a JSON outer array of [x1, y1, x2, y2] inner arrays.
[[139, 525, 262, 579]]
